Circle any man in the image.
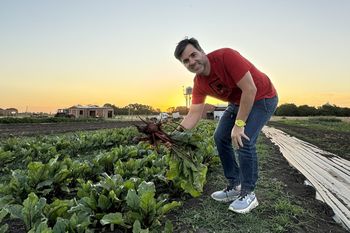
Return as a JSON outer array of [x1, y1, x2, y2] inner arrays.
[[174, 37, 278, 214]]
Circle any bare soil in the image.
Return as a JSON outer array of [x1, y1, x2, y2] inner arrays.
[[0, 121, 142, 138]]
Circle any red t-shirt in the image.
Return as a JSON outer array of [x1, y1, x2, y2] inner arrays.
[[192, 48, 277, 105]]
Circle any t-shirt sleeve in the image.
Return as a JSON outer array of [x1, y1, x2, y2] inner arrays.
[[223, 49, 252, 84], [191, 77, 206, 104]]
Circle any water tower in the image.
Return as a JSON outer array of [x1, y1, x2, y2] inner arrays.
[[183, 86, 192, 109]]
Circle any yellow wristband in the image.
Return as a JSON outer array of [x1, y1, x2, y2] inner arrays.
[[235, 119, 246, 127]]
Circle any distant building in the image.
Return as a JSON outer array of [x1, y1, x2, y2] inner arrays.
[[0, 108, 18, 116], [213, 106, 227, 120], [66, 105, 114, 119], [206, 104, 227, 120]]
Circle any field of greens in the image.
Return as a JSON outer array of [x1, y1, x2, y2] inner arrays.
[[0, 121, 217, 233]]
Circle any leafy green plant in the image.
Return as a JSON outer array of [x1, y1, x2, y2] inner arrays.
[[125, 181, 181, 231]]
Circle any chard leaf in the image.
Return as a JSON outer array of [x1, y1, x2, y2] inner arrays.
[[4, 204, 23, 219], [22, 192, 47, 229], [45, 199, 72, 222], [27, 162, 48, 185], [52, 217, 69, 233], [132, 220, 149, 233], [53, 169, 70, 183], [163, 220, 173, 233], [69, 212, 91, 232], [36, 180, 53, 190], [124, 210, 142, 224], [126, 189, 140, 210], [80, 196, 97, 210], [139, 192, 156, 217], [180, 181, 201, 197], [100, 212, 124, 225], [29, 221, 52, 233], [0, 208, 8, 220], [0, 195, 15, 208], [137, 181, 155, 197], [97, 194, 111, 211], [158, 201, 181, 215], [165, 160, 180, 180], [0, 224, 9, 233]]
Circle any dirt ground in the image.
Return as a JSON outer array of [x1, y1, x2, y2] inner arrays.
[[0, 121, 142, 138]]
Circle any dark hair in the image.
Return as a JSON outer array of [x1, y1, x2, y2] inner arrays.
[[174, 37, 203, 61]]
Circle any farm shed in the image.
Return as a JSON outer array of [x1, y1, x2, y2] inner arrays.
[[0, 108, 18, 116], [206, 105, 227, 120], [67, 105, 114, 119]]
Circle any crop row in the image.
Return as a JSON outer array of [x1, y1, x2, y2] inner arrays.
[[0, 121, 217, 232]]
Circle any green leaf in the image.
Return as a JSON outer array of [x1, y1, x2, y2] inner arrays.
[[45, 199, 72, 222], [100, 212, 124, 226], [137, 181, 155, 197], [126, 189, 140, 211], [0, 209, 8, 221], [158, 201, 181, 215], [36, 180, 53, 190], [124, 210, 142, 225], [180, 180, 201, 197], [165, 160, 180, 180], [80, 197, 97, 210], [22, 192, 47, 229], [0, 195, 15, 209], [163, 220, 173, 233], [4, 204, 23, 219], [53, 169, 70, 184], [31, 221, 52, 233], [69, 212, 91, 233], [52, 217, 69, 233], [27, 162, 49, 185], [0, 224, 9, 233], [133, 220, 141, 233], [97, 194, 111, 211], [132, 220, 149, 233], [140, 192, 156, 217]]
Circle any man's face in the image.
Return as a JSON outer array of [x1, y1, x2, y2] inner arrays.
[[179, 44, 208, 75]]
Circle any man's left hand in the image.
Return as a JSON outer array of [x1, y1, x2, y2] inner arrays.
[[231, 126, 250, 149]]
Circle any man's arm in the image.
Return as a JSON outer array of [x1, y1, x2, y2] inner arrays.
[[232, 71, 257, 148], [236, 71, 257, 123], [179, 103, 205, 130]]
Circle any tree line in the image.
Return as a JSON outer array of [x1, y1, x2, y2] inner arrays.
[[103, 103, 190, 115], [275, 103, 350, 116], [103, 102, 350, 117]]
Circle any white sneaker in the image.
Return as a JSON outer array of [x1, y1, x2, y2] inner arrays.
[[228, 191, 259, 214], [211, 185, 241, 202]]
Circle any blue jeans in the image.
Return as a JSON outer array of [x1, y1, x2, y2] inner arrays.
[[213, 96, 278, 192]]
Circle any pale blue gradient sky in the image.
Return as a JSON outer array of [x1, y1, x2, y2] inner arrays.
[[1, 0, 349, 113]]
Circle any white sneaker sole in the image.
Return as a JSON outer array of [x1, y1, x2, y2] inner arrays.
[[228, 198, 259, 214], [211, 193, 239, 203]]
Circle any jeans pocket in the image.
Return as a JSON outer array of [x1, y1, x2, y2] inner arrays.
[[263, 96, 278, 114]]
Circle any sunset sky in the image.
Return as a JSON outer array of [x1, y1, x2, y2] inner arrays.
[[1, 0, 349, 113]]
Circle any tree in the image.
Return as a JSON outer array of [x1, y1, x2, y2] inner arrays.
[[318, 103, 339, 116], [298, 105, 317, 116], [275, 103, 299, 116], [124, 103, 158, 115], [167, 107, 176, 113], [174, 106, 189, 115]]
